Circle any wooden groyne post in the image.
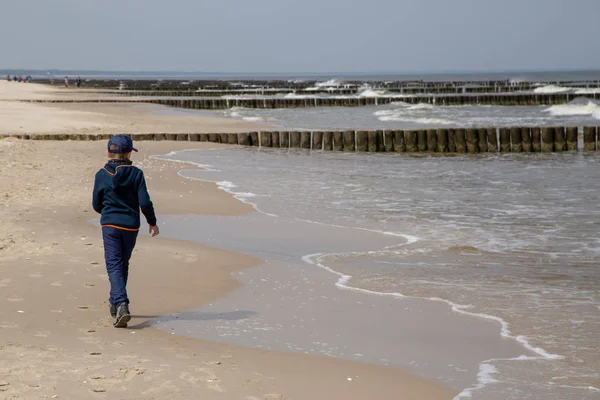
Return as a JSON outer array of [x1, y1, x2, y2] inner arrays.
[[566, 127, 577, 151], [4, 127, 600, 154], [583, 127, 597, 151], [510, 127, 523, 153], [541, 127, 554, 152]]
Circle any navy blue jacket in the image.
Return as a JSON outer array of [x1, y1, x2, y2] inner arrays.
[[92, 160, 157, 230]]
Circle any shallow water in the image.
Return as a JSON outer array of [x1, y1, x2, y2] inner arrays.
[[152, 212, 530, 393], [153, 148, 600, 399]]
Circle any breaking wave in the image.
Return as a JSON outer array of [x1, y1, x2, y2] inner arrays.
[[544, 98, 600, 119]]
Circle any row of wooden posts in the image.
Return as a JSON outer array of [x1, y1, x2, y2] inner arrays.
[[40, 78, 600, 94], [151, 93, 595, 108], [3, 127, 599, 152], [111, 85, 583, 98], [24, 91, 599, 108]]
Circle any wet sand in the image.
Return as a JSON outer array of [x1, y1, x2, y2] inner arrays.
[[143, 211, 534, 392]]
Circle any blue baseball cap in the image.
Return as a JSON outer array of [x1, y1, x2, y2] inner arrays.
[[107, 134, 138, 153]]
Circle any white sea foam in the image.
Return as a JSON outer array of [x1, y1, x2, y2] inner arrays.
[[152, 151, 277, 217], [283, 93, 320, 99], [222, 89, 411, 101], [388, 101, 412, 107], [408, 103, 434, 110], [547, 383, 600, 393], [304, 79, 347, 91], [544, 100, 600, 119], [216, 180, 237, 189], [453, 363, 498, 399], [357, 89, 387, 97], [354, 84, 391, 98], [150, 153, 220, 172], [227, 107, 246, 118], [242, 116, 264, 122], [224, 107, 270, 122], [291, 217, 420, 242], [213, 179, 275, 216], [533, 85, 571, 94], [373, 101, 457, 124], [373, 109, 394, 117], [378, 115, 457, 125], [574, 88, 600, 94], [233, 192, 257, 198]]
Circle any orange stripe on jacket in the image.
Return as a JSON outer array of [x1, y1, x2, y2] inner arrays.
[[102, 165, 134, 176], [101, 224, 140, 232]]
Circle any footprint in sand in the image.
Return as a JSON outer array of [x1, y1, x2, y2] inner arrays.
[[84, 283, 96, 287], [122, 367, 146, 382]]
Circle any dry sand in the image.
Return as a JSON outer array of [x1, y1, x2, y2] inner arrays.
[[0, 81, 456, 399], [0, 81, 269, 136]]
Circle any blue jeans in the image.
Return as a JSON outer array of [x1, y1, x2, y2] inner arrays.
[[102, 226, 138, 306]]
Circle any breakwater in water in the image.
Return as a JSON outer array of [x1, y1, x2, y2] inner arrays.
[[36, 77, 600, 95], [3, 126, 598, 153], [22, 91, 600, 108]]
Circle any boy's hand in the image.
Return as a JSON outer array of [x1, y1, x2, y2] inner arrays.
[[149, 225, 160, 237]]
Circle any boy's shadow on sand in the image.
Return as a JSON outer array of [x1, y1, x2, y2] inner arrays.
[[127, 310, 257, 330]]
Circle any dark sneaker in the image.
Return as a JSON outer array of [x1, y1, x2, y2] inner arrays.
[[109, 304, 117, 318], [113, 302, 131, 328]]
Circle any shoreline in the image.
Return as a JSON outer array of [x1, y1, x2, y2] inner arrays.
[[157, 146, 599, 399], [148, 148, 535, 396], [0, 81, 456, 399]]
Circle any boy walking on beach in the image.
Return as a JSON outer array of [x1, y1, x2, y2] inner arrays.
[[92, 134, 160, 328]]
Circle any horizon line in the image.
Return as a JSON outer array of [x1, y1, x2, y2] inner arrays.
[[2, 67, 600, 76]]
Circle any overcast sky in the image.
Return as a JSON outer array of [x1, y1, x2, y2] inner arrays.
[[1, 0, 599, 73]]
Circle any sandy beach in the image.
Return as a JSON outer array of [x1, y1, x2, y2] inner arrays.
[[0, 81, 456, 399]]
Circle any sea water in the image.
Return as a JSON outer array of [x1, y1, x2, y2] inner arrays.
[[154, 97, 600, 131], [151, 148, 600, 400]]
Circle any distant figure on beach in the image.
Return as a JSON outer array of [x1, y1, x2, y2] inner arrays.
[[92, 135, 160, 328], [76, 76, 82, 88], [5, 75, 10, 82], [64, 76, 69, 87]]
